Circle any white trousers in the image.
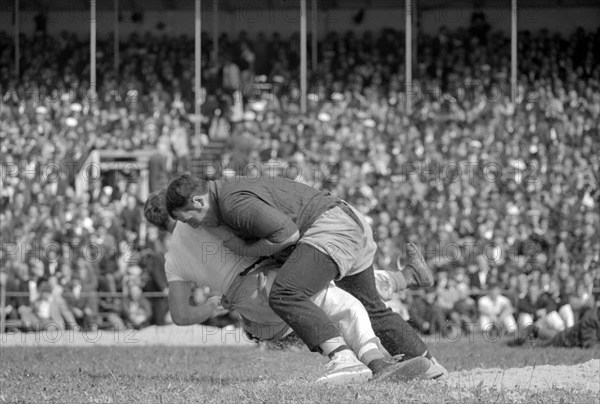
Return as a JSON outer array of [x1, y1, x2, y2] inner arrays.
[[480, 313, 517, 333], [224, 266, 383, 360], [518, 308, 570, 332]]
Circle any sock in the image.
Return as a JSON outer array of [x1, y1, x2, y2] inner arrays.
[[327, 345, 350, 359], [422, 350, 432, 360], [358, 342, 385, 365], [320, 336, 347, 357]]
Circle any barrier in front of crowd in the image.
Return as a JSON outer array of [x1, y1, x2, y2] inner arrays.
[[2, 287, 599, 333], [75, 149, 155, 202], [0, 289, 170, 332]]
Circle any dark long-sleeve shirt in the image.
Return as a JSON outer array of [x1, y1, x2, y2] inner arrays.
[[140, 250, 168, 292], [517, 295, 538, 316], [578, 307, 600, 349], [213, 176, 338, 243], [552, 307, 600, 349], [536, 292, 560, 313]]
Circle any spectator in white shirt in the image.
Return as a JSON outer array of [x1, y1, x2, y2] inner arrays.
[[478, 283, 517, 335]]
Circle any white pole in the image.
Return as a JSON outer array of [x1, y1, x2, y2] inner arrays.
[[511, 0, 518, 103], [311, 0, 317, 71], [0, 277, 6, 334], [114, 0, 119, 77], [91, 0, 97, 104], [213, 0, 218, 64], [195, 0, 202, 138], [300, 0, 307, 114], [405, 0, 412, 115], [14, 0, 19, 80], [412, 0, 417, 76]]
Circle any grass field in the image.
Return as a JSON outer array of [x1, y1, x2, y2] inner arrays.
[[1, 335, 598, 403]]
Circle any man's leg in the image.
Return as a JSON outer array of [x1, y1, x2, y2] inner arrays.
[[539, 327, 576, 347], [558, 304, 575, 328], [374, 244, 435, 299], [545, 311, 566, 332], [500, 312, 518, 334], [269, 243, 342, 352], [269, 243, 373, 384], [313, 285, 431, 382], [335, 265, 428, 359], [426, 305, 447, 335], [314, 285, 388, 360], [232, 266, 430, 383], [518, 312, 534, 330], [256, 267, 381, 358], [479, 314, 494, 334]]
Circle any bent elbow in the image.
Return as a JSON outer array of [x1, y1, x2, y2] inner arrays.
[[171, 313, 189, 326]]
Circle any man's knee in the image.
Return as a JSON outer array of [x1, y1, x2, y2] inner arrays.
[[518, 313, 534, 329]]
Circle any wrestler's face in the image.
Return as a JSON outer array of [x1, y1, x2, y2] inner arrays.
[[174, 195, 210, 228]]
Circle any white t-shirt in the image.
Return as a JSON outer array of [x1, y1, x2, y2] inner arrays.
[[165, 223, 257, 294], [478, 294, 513, 317]]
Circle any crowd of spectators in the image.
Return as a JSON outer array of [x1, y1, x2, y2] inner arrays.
[[0, 18, 598, 336]]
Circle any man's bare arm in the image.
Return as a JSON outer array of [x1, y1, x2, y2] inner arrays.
[[168, 281, 222, 325]]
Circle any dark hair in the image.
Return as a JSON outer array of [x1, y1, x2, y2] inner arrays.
[[39, 282, 52, 294], [488, 282, 501, 290], [144, 189, 170, 231], [165, 174, 209, 218]]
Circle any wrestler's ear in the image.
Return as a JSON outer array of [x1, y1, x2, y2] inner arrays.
[[191, 195, 206, 208]]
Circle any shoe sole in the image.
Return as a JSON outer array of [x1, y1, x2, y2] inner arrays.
[[405, 243, 434, 289], [422, 365, 448, 380], [316, 367, 372, 385], [371, 357, 431, 383]]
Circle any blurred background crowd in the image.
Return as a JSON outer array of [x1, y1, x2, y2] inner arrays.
[[0, 15, 598, 337]]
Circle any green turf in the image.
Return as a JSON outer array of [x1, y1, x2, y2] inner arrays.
[[1, 336, 598, 403]]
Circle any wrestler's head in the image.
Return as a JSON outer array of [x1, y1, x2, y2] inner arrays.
[[144, 189, 176, 233], [165, 173, 211, 228]]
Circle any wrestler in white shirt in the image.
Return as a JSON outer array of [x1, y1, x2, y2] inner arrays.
[[144, 190, 435, 384]]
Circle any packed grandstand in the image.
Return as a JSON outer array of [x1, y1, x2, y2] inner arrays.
[[0, 13, 598, 337]]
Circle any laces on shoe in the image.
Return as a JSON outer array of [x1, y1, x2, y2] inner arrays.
[[325, 354, 344, 370]]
